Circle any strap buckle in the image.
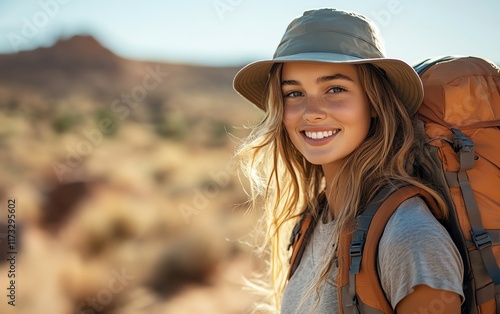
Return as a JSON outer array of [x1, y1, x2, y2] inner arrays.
[[350, 229, 366, 257], [350, 240, 364, 257], [452, 128, 474, 153], [452, 128, 475, 171], [471, 230, 492, 250], [349, 229, 366, 274]]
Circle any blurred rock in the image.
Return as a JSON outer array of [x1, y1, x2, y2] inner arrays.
[[147, 230, 227, 298], [40, 180, 91, 233]]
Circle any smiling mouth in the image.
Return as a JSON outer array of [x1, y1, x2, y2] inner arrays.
[[303, 130, 340, 139]]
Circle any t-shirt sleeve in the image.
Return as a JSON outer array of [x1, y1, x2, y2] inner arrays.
[[377, 196, 464, 309]]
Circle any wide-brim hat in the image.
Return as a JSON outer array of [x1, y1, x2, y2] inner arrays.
[[233, 8, 423, 116]]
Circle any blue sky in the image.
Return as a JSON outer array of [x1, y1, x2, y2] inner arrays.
[[0, 0, 499, 66]]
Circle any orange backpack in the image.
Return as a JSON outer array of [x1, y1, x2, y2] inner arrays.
[[287, 56, 500, 313]]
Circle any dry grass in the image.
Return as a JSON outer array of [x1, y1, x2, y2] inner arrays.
[[0, 119, 267, 314], [0, 36, 268, 314]]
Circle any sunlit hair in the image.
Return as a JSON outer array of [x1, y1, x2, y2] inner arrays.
[[235, 62, 447, 313]]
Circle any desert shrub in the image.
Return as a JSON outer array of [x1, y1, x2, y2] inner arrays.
[[154, 112, 188, 141], [94, 109, 118, 136], [52, 112, 80, 133], [208, 119, 232, 146]]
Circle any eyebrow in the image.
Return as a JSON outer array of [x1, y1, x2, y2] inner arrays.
[[281, 73, 354, 86]]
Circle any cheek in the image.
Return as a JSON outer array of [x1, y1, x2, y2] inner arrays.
[[342, 103, 373, 142], [355, 111, 372, 137], [356, 98, 374, 133], [282, 106, 300, 131], [282, 108, 303, 149]]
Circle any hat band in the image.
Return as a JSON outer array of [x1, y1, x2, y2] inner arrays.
[[273, 31, 384, 60]]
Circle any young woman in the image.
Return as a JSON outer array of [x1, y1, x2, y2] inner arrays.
[[233, 8, 463, 314]]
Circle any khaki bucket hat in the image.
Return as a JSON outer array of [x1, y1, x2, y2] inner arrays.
[[233, 8, 423, 116]]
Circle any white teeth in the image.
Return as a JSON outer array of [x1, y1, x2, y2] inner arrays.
[[304, 130, 339, 139]]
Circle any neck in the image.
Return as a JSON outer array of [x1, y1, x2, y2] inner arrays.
[[322, 163, 342, 221]]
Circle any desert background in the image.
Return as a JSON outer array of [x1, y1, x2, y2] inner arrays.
[[0, 1, 499, 314], [0, 35, 266, 314]]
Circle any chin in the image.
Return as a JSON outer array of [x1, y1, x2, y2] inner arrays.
[[304, 156, 336, 166]]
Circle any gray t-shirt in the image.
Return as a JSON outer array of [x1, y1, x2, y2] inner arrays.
[[281, 197, 464, 314]]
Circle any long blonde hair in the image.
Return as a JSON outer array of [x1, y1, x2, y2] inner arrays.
[[235, 62, 447, 312]]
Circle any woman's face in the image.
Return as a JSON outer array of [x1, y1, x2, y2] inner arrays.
[[281, 62, 374, 171]]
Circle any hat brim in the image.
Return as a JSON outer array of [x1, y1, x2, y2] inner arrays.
[[233, 52, 423, 116]]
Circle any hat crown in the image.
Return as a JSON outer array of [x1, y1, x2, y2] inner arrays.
[[233, 8, 423, 115], [274, 9, 385, 60]]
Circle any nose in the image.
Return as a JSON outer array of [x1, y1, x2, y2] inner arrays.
[[303, 96, 326, 122]]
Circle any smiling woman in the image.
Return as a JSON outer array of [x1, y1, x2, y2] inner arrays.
[[233, 8, 463, 314], [281, 62, 374, 176]]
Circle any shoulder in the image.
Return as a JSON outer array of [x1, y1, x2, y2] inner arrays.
[[382, 196, 446, 240], [379, 195, 458, 263], [377, 196, 464, 308]]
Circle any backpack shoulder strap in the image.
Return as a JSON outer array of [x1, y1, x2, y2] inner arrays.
[[287, 193, 328, 280], [338, 185, 441, 313], [287, 212, 315, 280]]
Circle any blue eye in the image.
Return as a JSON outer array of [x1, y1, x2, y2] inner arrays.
[[283, 91, 303, 98], [328, 87, 346, 93]]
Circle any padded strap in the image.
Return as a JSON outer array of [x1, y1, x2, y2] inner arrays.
[[349, 186, 397, 275], [287, 213, 314, 280], [344, 186, 397, 313], [452, 128, 500, 311], [287, 194, 329, 279], [344, 185, 431, 314]]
